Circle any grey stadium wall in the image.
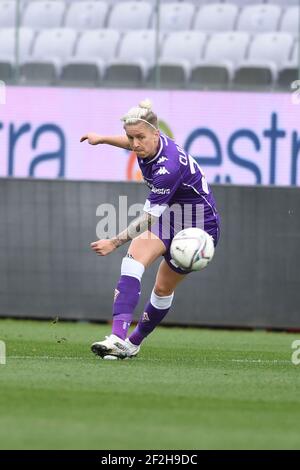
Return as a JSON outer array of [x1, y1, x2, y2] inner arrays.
[[0, 178, 299, 329]]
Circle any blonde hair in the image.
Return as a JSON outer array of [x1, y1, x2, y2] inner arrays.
[[121, 99, 158, 131]]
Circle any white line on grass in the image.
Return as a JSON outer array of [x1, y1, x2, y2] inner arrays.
[[230, 359, 289, 364], [8, 355, 291, 364], [9, 355, 86, 360]]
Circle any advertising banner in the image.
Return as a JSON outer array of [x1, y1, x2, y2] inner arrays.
[[1, 87, 299, 186]]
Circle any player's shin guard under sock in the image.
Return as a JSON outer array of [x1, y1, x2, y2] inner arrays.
[[112, 257, 145, 340], [129, 290, 174, 346]]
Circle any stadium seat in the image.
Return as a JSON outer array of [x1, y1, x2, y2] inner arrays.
[[0, 0, 18, 28], [108, 0, 180, 3], [0, 0, 26, 28], [237, 4, 282, 32], [234, 32, 294, 88], [22, 0, 66, 29], [153, 2, 195, 32], [107, 1, 153, 31], [20, 28, 78, 85], [190, 32, 250, 89], [278, 42, 299, 90], [280, 7, 299, 35], [64, 1, 109, 30], [60, 29, 120, 87], [108, 0, 182, 2], [223, 0, 263, 5], [148, 31, 207, 89], [265, 0, 299, 5], [0, 27, 35, 83], [194, 3, 239, 32], [104, 30, 158, 88]]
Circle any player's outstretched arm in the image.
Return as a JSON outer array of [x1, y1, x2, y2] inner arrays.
[[80, 133, 131, 150], [90, 211, 158, 256]]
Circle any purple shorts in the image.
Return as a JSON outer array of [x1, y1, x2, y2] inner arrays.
[[150, 212, 220, 275]]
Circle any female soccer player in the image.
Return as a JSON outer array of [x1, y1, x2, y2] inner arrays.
[[80, 100, 220, 359]]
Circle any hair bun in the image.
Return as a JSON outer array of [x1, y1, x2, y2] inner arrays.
[[139, 99, 152, 110]]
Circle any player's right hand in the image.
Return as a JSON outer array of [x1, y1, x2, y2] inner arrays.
[[90, 239, 117, 256], [80, 133, 102, 145]]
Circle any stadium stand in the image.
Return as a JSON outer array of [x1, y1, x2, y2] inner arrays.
[[107, 1, 153, 31], [148, 31, 207, 88], [0, 1, 18, 28], [278, 41, 299, 88], [0, 27, 35, 82], [193, 3, 239, 32], [0, 0, 299, 89], [280, 6, 299, 34], [190, 32, 250, 88], [22, 0, 66, 29], [236, 4, 282, 32], [64, 1, 109, 31], [20, 28, 78, 85], [153, 2, 195, 32], [234, 32, 294, 87], [60, 29, 120, 86], [104, 29, 158, 87], [265, 0, 299, 5]]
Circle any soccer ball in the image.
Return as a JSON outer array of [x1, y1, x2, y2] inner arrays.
[[170, 228, 215, 271]]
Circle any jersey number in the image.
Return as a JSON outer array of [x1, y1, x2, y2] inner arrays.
[[177, 145, 209, 194]]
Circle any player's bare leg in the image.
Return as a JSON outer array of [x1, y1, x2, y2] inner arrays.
[[128, 260, 187, 348], [127, 230, 166, 266], [153, 258, 187, 296]]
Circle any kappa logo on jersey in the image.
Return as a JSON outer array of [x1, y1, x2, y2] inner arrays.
[[157, 156, 168, 164], [114, 289, 120, 302], [142, 312, 150, 322], [156, 167, 170, 176]]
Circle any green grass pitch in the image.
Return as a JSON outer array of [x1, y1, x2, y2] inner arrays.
[[0, 318, 300, 450]]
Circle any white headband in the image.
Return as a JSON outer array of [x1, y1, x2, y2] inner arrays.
[[124, 118, 158, 131]]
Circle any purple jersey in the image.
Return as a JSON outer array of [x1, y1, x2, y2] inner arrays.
[[138, 133, 220, 240]]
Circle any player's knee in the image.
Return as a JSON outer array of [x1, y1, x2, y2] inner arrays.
[[154, 284, 174, 297]]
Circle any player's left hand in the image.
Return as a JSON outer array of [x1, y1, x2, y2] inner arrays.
[[90, 239, 116, 256]]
